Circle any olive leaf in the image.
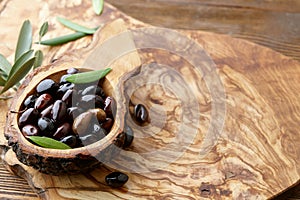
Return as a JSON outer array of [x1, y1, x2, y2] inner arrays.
[[33, 50, 43, 69], [57, 17, 97, 34], [27, 136, 71, 150], [1, 56, 35, 94], [66, 68, 111, 84], [0, 74, 6, 86], [7, 50, 34, 79], [0, 54, 12, 76], [39, 32, 87, 46], [15, 20, 32, 62], [92, 0, 104, 15], [39, 21, 49, 41]]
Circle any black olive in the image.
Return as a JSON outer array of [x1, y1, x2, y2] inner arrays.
[[60, 135, 78, 148], [123, 125, 134, 148], [36, 79, 58, 94], [34, 93, 53, 111], [37, 117, 56, 136], [40, 104, 53, 118], [134, 104, 148, 124], [61, 89, 73, 106], [101, 118, 113, 132], [79, 95, 104, 109], [67, 107, 83, 120], [57, 82, 74, 98], [23, 94, 37, 108], [67, 68, 79, 74], [21, 124, 39, 137], [79, 134, 100, 146], [81, 85, 106, 98], [53, 123, 71, 139], [18, 108, 39, 128], [104, 96, 116, 118], [59, 74, 71, 84], [105, 172, 129, 188], [51, 100, 67, 122]]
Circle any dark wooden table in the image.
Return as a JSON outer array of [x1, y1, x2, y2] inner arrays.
[[0, 0, 299, 199]]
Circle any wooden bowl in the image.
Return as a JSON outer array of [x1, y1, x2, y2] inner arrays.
[[4, 63, 126, 175]]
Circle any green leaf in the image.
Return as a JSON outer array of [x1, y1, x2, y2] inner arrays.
[[39, 32, 87, 46], [93, 0, 104, 15], [57, 17, 96, 34], [27, 136, 71, 150], [1, 56, 35, 94], [66, 68, 111, 84], [15, 20, 32, 62], [39, 21, 49, 40], [8, 50, 34, 79], [33, 50, 43, 69], [0, 54, 12, 76], [0, 74, 6, 86]]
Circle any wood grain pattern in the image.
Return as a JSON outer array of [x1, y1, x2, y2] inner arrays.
[[106, 0, 300, 62], [0, 0, 299, 199]]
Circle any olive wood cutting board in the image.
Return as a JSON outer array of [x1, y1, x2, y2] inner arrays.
[[0, 1, 300, 199]]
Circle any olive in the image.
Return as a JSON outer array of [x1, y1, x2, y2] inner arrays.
[[59, 74, 71, 84], [81, 85, 106, 98], [18, 108, 39, 127], [79, 134, 99, 146], [53, 122, 71, 139], [105, 172, 128, 188], [101, 118, 113, 132], [61, 89, 73, 106], [21, 124, 39, 137], [79, 95, 104, 109], [89, 123, 107, 138], [37, 117, 56, 136], [134, 104, 148, 124], [23, 94, 37, 108], [72, 109, 106, 136], [123, 125, 134, 148], [57, 82, 74, 98], [104, 96, 116, 118], [51, 100, 67, 122], [34, 93, 53, 111], [67, 107, 83, 120], [60, 135, 78, 148], [40, 104, 53, 118], [67, 68, 79, 74], [36, 79, 58, 94]]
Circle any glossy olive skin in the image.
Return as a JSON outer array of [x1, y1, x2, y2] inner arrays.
[[123, 125, 134, 148], [23, 94, 37, 108], [34, 93, 53, 111], [60, 135, 78, 148], [51, 100, 67, 122], [134, 104, 148, 124], [36, 79, 58, 94], [21, 124, 39, 137], [37, 117, 56, 136], [19, 68, 119, 149], [18, 108, 39, 128], [105, 172, 129, 188]]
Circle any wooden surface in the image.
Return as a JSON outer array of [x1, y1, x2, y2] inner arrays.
[[0, 0, 299, 199]]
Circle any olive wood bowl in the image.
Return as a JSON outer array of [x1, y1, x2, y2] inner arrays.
[[4, 63, 127, 175]]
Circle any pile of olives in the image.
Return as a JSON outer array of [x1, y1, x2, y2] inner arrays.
[[18, 68, 120, 148]]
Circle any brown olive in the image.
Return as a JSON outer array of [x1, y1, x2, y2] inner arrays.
[[18, 108, 39, 127], [51, 100, 67, 122], [21, 124, 39, 137], [34, 93, 53, 111]]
